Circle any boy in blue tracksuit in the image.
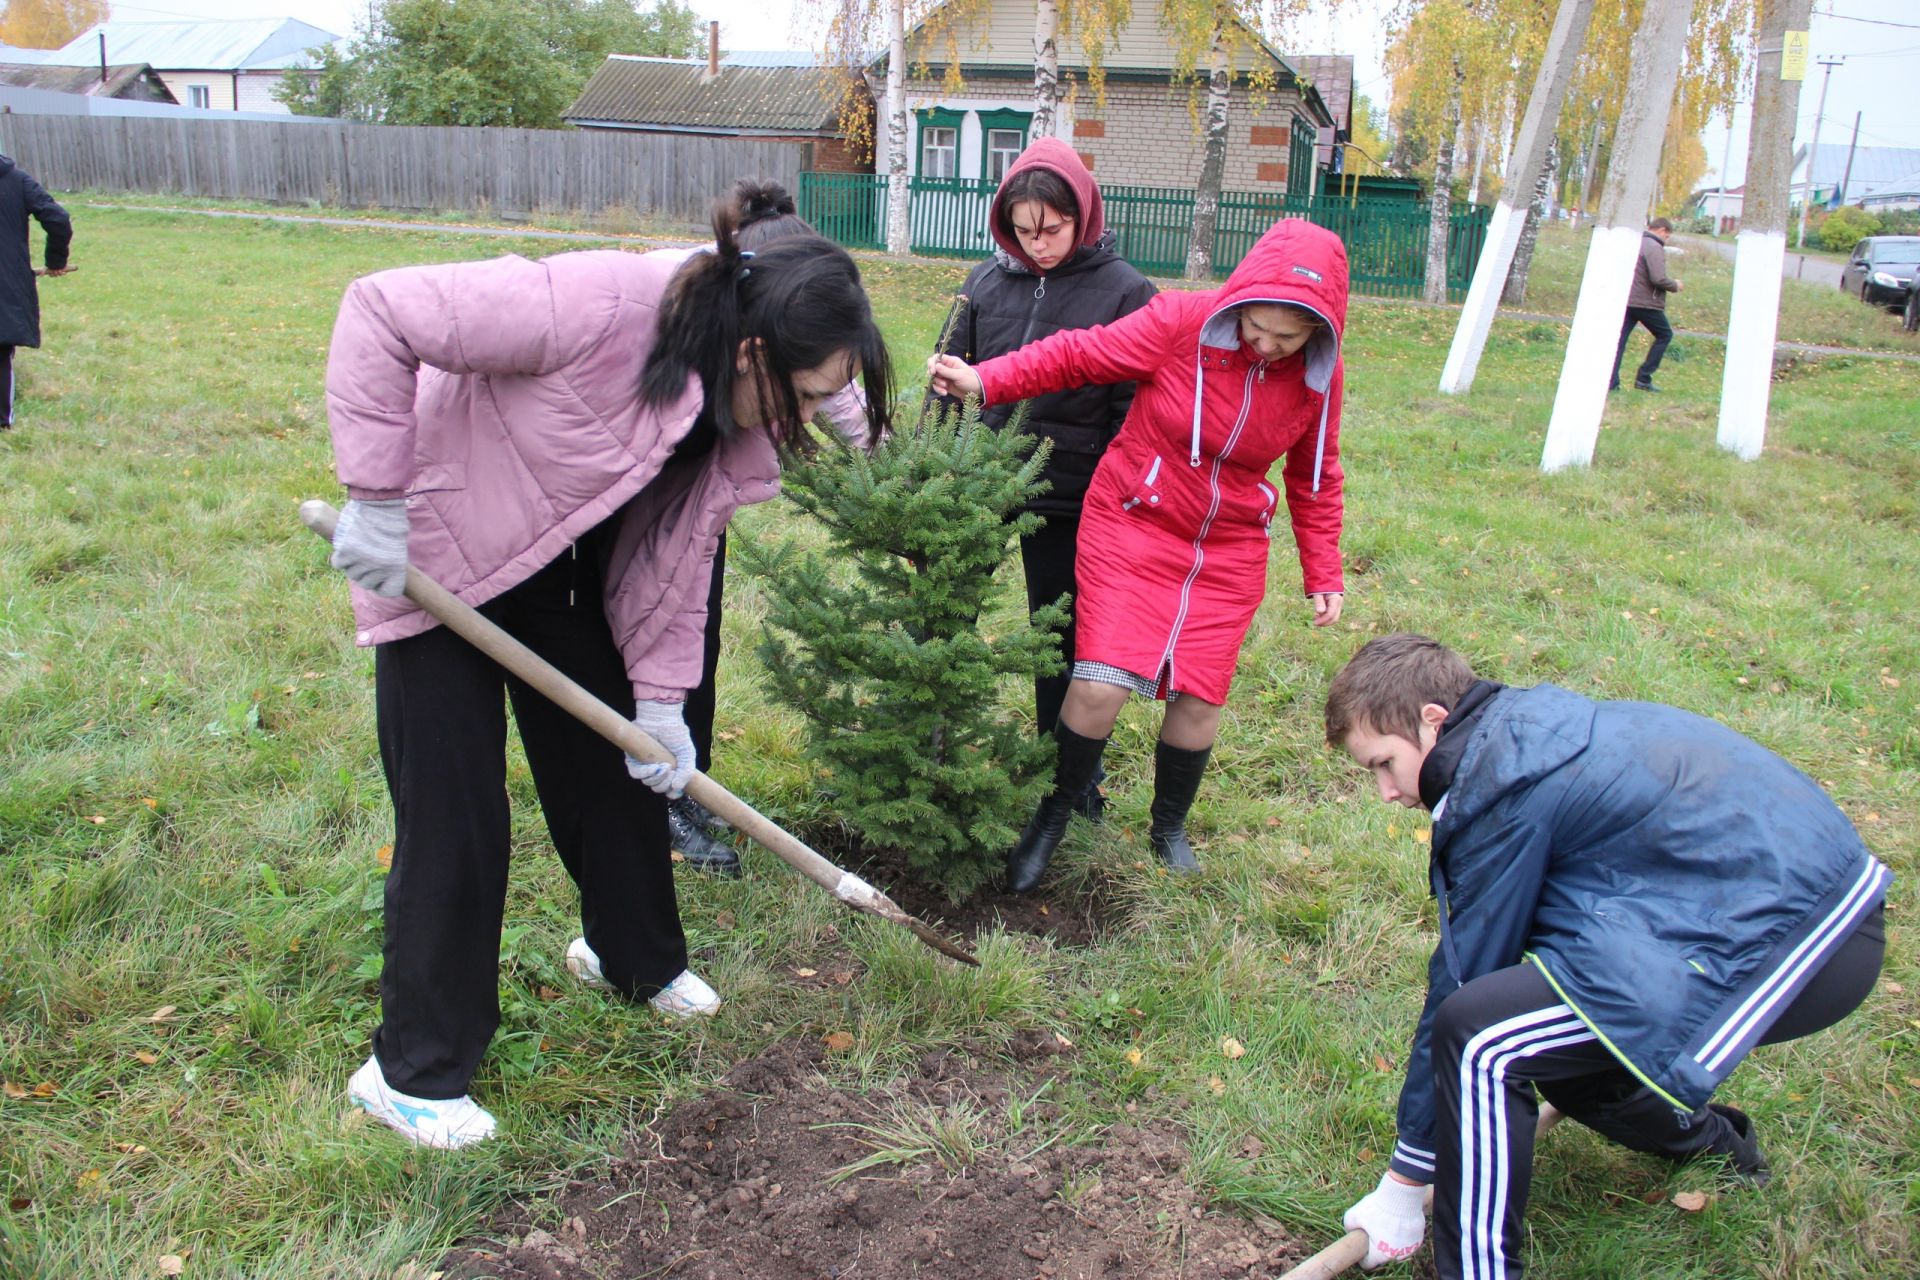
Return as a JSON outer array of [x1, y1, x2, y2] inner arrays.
[[1323, 634, 1889, 1279]]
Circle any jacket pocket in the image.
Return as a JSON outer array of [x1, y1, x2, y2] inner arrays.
[[1119, 453, 1165, 515], [1255, 481, 1278, 538]]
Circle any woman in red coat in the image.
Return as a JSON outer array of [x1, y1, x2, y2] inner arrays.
[[929, 218, 1348, 891]]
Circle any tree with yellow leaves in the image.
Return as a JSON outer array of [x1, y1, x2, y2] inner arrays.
[[0, 0, 106, 50]]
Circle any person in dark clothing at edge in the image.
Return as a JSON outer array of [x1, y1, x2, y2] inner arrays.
[[0, 154, 74, 428], [660, 180, 874, 877], [1609, 215, 1681, 393], [932, 138, 1156, 821], [1325, 633, 1889, 1279]]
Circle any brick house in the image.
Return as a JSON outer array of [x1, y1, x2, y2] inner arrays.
[[881, 0, 1335, 194], [1288, 54, 1353, 179], [566, 38, 871, 175]]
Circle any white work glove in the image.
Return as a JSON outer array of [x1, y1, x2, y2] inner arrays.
[[330, 497, 410, 598], [1343, 1173, 1428, 1269], [626, 699, 697, 798]]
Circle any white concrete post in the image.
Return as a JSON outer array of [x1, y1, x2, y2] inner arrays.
[[1718, 0, 1814, 460], [1540, 0, 1691, 472], [1439, 0, 1596, 395]]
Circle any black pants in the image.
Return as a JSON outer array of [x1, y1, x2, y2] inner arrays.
[[1429, 905, 1883, 1280], [1611, 306, 1673, 388], [371, 536, 688, 1099], [0, 344, 14, 427], [1020, 512, 1082, 735], [683, 528, 727, 771]]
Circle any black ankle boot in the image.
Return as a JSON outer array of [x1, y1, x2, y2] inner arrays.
[[1148, 740, 1210, 875], [1704, 1103, 1771, 1187], [1007, 724, 1109, 894]]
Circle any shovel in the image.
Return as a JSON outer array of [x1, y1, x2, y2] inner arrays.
[[300, 499, 978, 967], [1278, 1105, 1565, 1280]]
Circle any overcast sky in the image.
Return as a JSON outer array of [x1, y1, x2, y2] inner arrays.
[[106, 0, 1915, 187]]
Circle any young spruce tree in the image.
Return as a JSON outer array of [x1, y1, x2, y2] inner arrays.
[[739, 360, 1067, 900]]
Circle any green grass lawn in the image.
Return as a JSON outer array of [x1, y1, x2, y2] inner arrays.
[[1, 205, 1915, 1279], [1518, 223, 1919, 354]]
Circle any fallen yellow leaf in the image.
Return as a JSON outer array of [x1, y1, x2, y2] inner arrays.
[[1208, 1075, 1225, 1096], [1, 1082, 25, 1100], [134, 1051, 159, 1065], [114, 1143, 149, 1155], [822, 1030, 854, 1053], [159, 1255, 185, 1276], [141, 797, 158, 809], [88, 815, 106, 825], [31, 1081, 56, 1098], [1671, 1190, 1710, 1212], [1386, 823, 1399, 838], [794, 967, 818, 979], [148, 1006, 177, 1024], [375, 844, 394, 869], [1413, 829, 1431, 845], [1883, 981, 1903, 995], [1125, 1049, 1143, 1066], [1221, 1037, 1246, 1060]]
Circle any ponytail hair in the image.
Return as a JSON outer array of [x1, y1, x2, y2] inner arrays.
[[733, 178, 813, 249], [642, 198, 894, 449]]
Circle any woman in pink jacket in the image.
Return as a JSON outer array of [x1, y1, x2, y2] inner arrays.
[[325, 204, 892, 1148], [929, 218, 1347, 893]]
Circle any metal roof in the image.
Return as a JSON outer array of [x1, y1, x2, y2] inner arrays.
[[1290, 54, 1353, 134], [1792, 143, 1920, 203], [565, 56, 842, 133], [52, 19, 344, 72]]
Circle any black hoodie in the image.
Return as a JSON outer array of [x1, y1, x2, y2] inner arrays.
[[0, 154, 72, 348]]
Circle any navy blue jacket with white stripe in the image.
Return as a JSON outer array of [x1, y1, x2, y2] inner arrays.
[[1387, 683, 1891, 1184]]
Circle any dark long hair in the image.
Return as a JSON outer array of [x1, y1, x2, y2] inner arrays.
[[642, 199, 893, 449], [733, 178, 813, 249]]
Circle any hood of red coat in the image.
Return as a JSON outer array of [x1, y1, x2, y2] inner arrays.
[[989, 138, 1105, 271], [1201, 217, 1349, 393]]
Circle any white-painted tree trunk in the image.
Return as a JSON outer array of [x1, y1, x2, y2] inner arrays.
[[1717, 0, 1814, 460], [1422, 60, 1463, 305], [1541, 0, 1691, 472], [1032, 0, 1059, 138], [1184, 30, 1231, 281], [1440, 0, 1595, 392], [884, 0, 910, 255]]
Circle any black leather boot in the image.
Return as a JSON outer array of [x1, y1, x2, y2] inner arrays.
[[1148, 740, 1210, 874], [1074, 763, 1109, 824], [1704, 1103, 1771, 1187], [1006, 724, 1109, 894]]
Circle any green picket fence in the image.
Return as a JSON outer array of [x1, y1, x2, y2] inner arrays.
[[797, 171, 1492, 301]]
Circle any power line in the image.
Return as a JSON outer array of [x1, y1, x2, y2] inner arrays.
[[1818, 11, 1920, 30]]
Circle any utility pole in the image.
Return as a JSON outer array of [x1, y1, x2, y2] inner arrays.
[[1795, 56, 1841, 247], [1837, 110, 1862, 207], [1439, 0, 1597, 395], [1717, 0, 1815, 461], [1540, 0, 1691, 472]]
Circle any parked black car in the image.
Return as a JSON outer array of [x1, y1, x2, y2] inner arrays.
[[1840, 236, 1920, 309]]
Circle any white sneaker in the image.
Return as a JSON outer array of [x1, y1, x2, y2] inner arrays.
[[565, 936, 614, 991], [348, 1055, 497, 1149], [651, 968, 722, 1019], [566, 938, 720, 1018]]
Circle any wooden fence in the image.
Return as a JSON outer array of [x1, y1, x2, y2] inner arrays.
[[0, 113, 809, 221]]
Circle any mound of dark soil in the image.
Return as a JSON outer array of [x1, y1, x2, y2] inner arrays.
[[849, 842, 1120, 948], [440, 1036, 1311, 1280]]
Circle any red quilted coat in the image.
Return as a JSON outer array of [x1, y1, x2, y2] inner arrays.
[[975, 218, 1348, 705]]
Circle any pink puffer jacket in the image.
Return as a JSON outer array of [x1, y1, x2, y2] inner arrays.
[[326, 247, 805, 702]]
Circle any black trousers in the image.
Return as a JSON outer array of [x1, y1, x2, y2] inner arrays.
[[371, 538, 688, 1099], [1020, 511, 1082, 735], [0, 344, 14, 427], [1610, 306, 1673, 388], [1429, 905, 1883, 1280], [683, 528, 727, 771]]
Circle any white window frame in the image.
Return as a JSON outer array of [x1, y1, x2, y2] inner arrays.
[[920, 125, 958, 180], [188, 84, 211, 109]]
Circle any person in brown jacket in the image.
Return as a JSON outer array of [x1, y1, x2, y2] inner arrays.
[[1610, 216, 1681, 392]]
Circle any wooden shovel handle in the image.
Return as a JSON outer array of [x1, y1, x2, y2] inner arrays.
[[1279, 1106, 1565, 1280], [300, 499, 978, 966]]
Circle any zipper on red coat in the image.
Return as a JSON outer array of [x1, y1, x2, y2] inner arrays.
[[1159, 362, 1261, 674]]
